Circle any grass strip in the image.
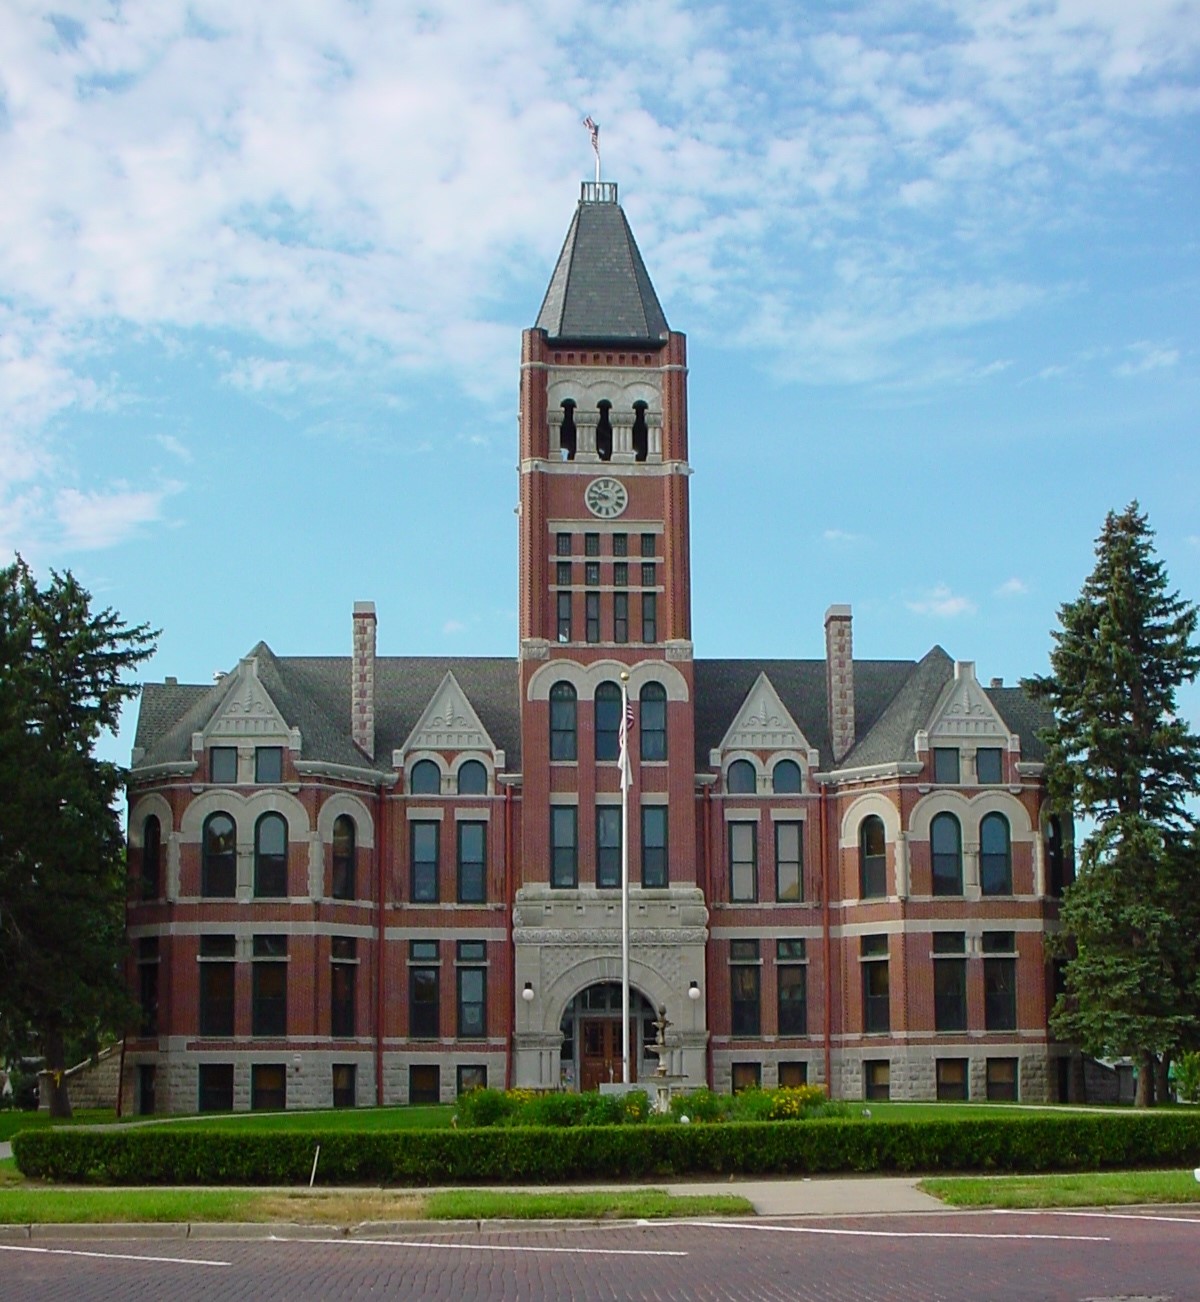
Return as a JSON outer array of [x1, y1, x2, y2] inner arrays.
[[424, 1190, 753, 1220], [920, 1168, 1200, 1209], [0, 1110, 117, 1144]]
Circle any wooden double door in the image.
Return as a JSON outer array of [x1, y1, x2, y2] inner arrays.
[[579, 1018, 638, 1093]]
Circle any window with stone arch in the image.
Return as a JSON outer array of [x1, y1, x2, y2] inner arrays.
[[931, 812, 963, 896], [980, 812, 1012, 895], [595, 682, 621, 762], [859, 815, 886, 898], [640, 682, 667, 761], [549, 682, 577, 761], [457, 760, 488, 795], [332, 814, 356, 900], [254, 812, 288, 898], [727, 759, 756, 794], [773, 759, 802, 794], [202, 812, 236, 898], [410, 759, 441, 795], [141, 814, 162, 900]]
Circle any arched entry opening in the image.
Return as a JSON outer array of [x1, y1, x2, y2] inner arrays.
[[559, 982, 655, 1092]]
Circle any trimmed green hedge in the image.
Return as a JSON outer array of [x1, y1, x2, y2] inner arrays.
[[14, 1113, 1200, 1186]]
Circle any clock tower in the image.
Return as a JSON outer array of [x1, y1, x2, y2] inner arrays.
[[512, 180, 707, 1090]]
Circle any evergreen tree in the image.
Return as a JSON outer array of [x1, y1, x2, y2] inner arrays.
[[1027, 503, 1200, 1105], [0, 558, 155, 1116]]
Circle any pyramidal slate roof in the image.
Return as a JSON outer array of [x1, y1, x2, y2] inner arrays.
[[535, 183, 670, 345], [133, 645, 1051, 777]]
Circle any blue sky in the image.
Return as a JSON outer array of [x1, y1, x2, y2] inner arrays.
[[2, 0, 1198, 766]]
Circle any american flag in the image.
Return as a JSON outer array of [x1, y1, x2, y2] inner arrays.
[[583, 116, 600, 156], [618, 695, 635, 791]]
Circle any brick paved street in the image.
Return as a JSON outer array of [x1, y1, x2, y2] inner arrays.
[[3, 1209, 1199, 1301]]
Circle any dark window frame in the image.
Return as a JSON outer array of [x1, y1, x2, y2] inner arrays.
[[861, 936, 890, 1034], [727, 759, 756, 794], [775, 820, 803, 902], [639, 682, 667, 761], [410, 820, 440, 903], [730, 940, 761, 1036], [933, 747, 960, 783], [198, 1063, 234, 1113], [557, 590, 572, 643], [456, 960, 487, 1040], [729, 821, 758, 902], [331, 936, 356, 1038], [596, 805, 621, 889], [595, 682, 621, 761], [772, 759, 802, 794], [980, 812, 1013, 895], [409, 947, 440, 1040], [201, 811, 236, 898], [251, 935, 288, 1038], [253, 811, 288, 898], [409, 759, 441, 795], [551, 805, 578, 888], [641, 591, 657, 642], [331, 814, 356, 901], [141, 814, 161, 900], [641, 804, 668, 889], [457, 760, 488, 795], [777, 939, 807, 1036], [255, 746, 283, 784], [859, 815, 886, 898], [209, 746, 237, 784], [614, 591, 629, 642], [931, 812, 963, 896], [975, 747, 1003, 784], [456, 820, 487, 904], [549, 681, 578, 761]]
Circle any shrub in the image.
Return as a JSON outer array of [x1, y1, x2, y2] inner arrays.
[[1176, 1052, 1200, 1104], [669, 1087, 729, 1123]]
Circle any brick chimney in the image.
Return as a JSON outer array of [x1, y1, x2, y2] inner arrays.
[[351, 601, 376, 759], [825, 604, 855, 764]]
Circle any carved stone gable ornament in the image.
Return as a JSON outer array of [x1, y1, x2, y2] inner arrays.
[[927, 661, 1011, 741], [204, 657, 292, 741], [719, 672, 816, 763], [403, 670, 496, 755]]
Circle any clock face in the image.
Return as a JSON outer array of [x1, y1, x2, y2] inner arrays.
[[584, 476, 628, 519]]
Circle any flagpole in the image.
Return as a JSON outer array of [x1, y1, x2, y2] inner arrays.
[[619, 670, 630, 1085]]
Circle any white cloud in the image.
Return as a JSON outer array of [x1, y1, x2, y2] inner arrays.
[[821, 527, 863, 543], [906, 584, 978, 618], [442, 619, 468, 635], [54, 482, 183, 552], [995, 577, 1030, 597], [155, 434, 193, 463], [1115, 342, 1180, 376]]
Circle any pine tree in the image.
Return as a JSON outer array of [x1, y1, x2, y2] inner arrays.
[[0, 558, 156, 1116], [1026, 503, 1200, 1105]]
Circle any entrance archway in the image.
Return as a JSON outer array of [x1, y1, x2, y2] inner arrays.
[[559, 982, 654, 1092]]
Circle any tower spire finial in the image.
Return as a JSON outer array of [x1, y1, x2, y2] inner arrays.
[[582, 115, 600, 183]]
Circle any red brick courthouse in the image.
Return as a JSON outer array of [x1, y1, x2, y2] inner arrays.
[[123, 182, 1072, 1114]]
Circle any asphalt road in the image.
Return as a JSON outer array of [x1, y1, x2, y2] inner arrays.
[[3, 1208, 1199, 1301]]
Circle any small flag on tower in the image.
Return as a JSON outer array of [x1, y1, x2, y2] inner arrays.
[[583, 116, 600, 156], [618, 696, 635, 791]]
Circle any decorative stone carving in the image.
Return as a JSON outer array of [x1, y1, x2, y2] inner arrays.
[[204, 658, 293, 742], [927, 662, 1012, 742], [718, 671, 815, 761], [513, 927, 708, 947], [401, 671, 497, 755]]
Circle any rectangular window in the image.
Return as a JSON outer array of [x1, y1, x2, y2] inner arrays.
[[933, 747, 960, 783], [641, 592, 657, 642], [255, 746, 283, 784], [585, 532, 600, 557], [409, 940, 440, 1039], [984, 953, 1017, 1031], [411, 821, 439, 903], [641, 805, 668, 888], [198, 934, 235, 1037], [596, 805, 621, 888], [732, 1062, 761, 1093], [777, 939, 807, 1036], [975, 747, 1003, 784], [556, 561, 571, 587], [252, 934, 287, 1037], [332, 1063, 356, 1108], [641, 562, 656, 587], [612, 532, 628, 556], [209, 746, 237, 784], [456, 943, 487, 1039], [613, 561, 628, 586], [986, 1057, 1019, 1101], [779, 1061, 808, 1088], [861, 935, 890, 1034], [730, 940, 761, 1036], [865, 1060, 891, 1101], [331, 936, 356, 1038], [409, 1064, 440, 1104], [457, 821, 487, 903], [557, 591, 572, 643], [198, 1063, 233, 1113], [614, 592, 628, 643], [138, 937, 159, 1037], [138, 1063, 156, 1116], [933, 932, 967, 1032], [585, 592, 600, 643], [585, 561, 600, 586], [551, 805, 578, 888], [936, 1058, 969, 1101], [457, 1064, 487, 1095], [556, 531, 572, 556], [729, 822, 758, 902], [641, 532, 656, 557], [251, 1063, 286, 1111], [775, 821, 803, 902]]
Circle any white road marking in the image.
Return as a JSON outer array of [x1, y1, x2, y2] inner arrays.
[[1002, 1209, 1200, 1227], [0, 1244, 229, 1267], [314, 1236, 688, 1257], [677, 1220, 1109, 1242]]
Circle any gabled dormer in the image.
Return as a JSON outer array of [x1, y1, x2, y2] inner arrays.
[[192, 654, 300, 784], [395, 670, 505, 794], [915, 661, 1018, 786], [710, 672, 818, 793]]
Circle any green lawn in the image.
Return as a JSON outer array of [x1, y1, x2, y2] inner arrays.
[[147, 1104, 456, 1132], [921, 1168, 1200, 1208], [0, 1109, 117, 1143], [842, 1101, 1074, 1122]]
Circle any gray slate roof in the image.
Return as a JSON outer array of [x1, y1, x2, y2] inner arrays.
[[535, 188, 670, 345], [135, 645, 1051, 777]]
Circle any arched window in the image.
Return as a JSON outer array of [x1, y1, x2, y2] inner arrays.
[[859, 815, 886, 898], [727, 759, 756, 794], [931, 813, 963, 896], [254, 812, 288, 897], [596, 400, 613, 461], [640, 683, 667, 761], [142, 814, 161, 900], [332, 814, 356, 901], [549, 682, 577, 761], [559, 400, 577, 461], [980, 812, 1012, 895], [632, 401, 649, 462], [410, 760, 441, 795], [202, 812, 236, 898], [595, 682, 621, 762], [773, 760, 802, 794], [457, 760, 488, 795]]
